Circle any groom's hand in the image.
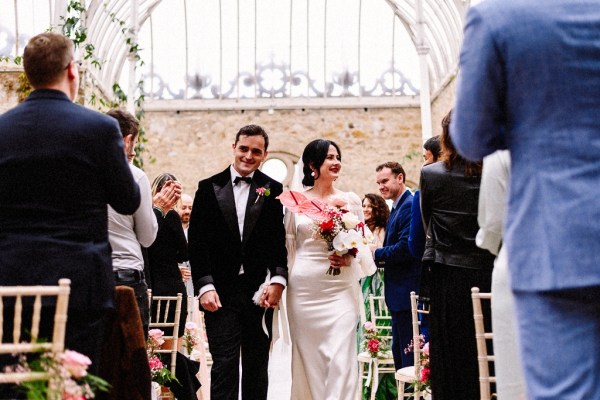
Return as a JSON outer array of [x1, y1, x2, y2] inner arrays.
[[262, 283, 284, 308], [200, 290, 222, 312]]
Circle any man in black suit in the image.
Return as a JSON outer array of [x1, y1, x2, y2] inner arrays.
[[0, 32, 140, 373], [188, 125, 287, 400]]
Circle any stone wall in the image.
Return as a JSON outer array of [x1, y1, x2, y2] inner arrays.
[[0, 66, 21, 113], [142, 82, 455, 197], [0, 65, 455, 198]]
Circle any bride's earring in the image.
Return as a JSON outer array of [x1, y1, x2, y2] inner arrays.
[[311, 170, 316, 177]]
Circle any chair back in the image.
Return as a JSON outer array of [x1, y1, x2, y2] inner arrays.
[[471, 287, 496, 400], [368, 295, 392, 342], [410, 291, 430, 378], [148, 292, 183, 375], [0, 279, 71, 384]]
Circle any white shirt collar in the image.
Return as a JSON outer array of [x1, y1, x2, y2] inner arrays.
[[230, 165, 255, 183]]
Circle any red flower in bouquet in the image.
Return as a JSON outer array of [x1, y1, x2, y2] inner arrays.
[[421, 367, 431, 383], [404, 335, 431, 394], [319, 219, 336, 236], [361, 322, 390, 358], [367, 339, 380, 354]]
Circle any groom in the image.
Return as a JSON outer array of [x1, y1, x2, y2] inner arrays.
[[188, 125, 287, 400]]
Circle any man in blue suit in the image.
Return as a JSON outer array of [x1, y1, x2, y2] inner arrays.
[[373, 161, 421, 370], [0, 32, 140, 375], [451, 1, 600, 398]]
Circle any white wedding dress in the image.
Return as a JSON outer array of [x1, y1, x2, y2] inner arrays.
[[285, 191, 376, 400]]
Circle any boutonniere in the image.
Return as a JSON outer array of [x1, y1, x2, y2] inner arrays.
[[255, 183, 271, 204]]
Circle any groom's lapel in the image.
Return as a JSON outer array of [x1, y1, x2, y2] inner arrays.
[[213, 172, 241, 242], [242, 172, 266, 246]]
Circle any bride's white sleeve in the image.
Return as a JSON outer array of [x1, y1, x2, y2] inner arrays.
[[284, 209, 297, 273], [346, 192, 377, 279]]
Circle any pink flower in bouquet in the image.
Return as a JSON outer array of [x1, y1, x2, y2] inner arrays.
[[185, 321, 198, 332], [422, 341, 430, 356], [421, 367, 431, 383], [148, 355, 164, 372], [367, 339, 380, 353], [60, 350, 91, 379], [328, 197, 347, 208], [148, 329, 165, 346], [364, 321, 375, 331]]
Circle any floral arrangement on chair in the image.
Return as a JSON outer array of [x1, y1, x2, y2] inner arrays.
[[404, 334, 431, 395], [182, 322, 200, 356], [361, 321, 391, 358], [3, 349, 109, 399], [146, 329, 178, 387]]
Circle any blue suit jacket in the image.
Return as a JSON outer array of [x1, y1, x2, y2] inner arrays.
[[0, 90, 140, 309], [374, 190, 421, 311], [451, 0, 600, 291]]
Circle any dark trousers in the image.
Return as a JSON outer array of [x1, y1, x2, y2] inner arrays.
[[203, 278, 273, 400], [114, 275, 150, 338], [391, 310, 414, 370], [429, 264, 492, 400]]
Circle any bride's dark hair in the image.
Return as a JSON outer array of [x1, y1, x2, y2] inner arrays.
[[301, 139, 342, 186]]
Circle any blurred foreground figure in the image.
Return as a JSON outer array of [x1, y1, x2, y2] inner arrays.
[[452, 2, 600, 398], [0, 32, 140, 375]]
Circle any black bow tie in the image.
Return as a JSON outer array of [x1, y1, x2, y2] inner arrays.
[[233, 176, 252, 185]]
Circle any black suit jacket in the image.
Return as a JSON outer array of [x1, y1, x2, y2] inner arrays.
[[0, 89, 140, 310], [188, 168, 287, 299]]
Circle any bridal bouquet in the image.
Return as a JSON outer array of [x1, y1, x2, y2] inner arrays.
[[278, 191, 371, 275]]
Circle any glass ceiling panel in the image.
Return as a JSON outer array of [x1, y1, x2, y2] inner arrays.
[[137, 0, 421, 101], [1, 0, 468, 106]]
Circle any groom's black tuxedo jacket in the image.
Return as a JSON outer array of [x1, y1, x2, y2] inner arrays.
[[188, 167, 287, 299]]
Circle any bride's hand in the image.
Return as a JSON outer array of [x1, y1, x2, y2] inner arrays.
[[328, 253, 352, 269]]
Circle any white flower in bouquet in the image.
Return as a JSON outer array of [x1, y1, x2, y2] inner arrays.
[[341, 212, 360, 229], [343, 230, 362, 250]]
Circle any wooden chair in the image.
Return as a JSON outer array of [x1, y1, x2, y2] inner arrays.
[[395, 291, 430, 399], [148, 292, 183, 400], [358, 295, 396, 400], [471, 287, 496, 400], [0, 278, 71, 385]]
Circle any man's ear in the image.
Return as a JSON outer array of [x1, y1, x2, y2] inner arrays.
[[123, 134, 132, 147]]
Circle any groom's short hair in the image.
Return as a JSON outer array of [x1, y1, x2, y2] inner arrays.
[[23, 32, 73, 88], [235, 124, 269, 150]]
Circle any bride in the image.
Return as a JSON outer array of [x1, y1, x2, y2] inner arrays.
[[284, 139, 377, 400]]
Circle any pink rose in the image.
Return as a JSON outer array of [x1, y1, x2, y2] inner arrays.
[[185, 322, 198, 331], [328, 197, 347, 208], [364, 321, 375, 331], [148, 329, 165, 346], [60, 350, 91, 379], [422, 342, 429, 356]]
